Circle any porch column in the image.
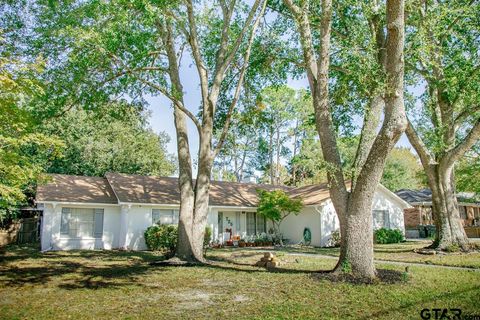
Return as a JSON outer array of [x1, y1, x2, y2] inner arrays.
[[119, 204, 130, 250]]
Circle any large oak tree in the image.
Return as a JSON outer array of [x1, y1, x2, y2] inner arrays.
[[404, 0, 480, 250], [32, 0, 267, 261], [281, 0, 407, 279]]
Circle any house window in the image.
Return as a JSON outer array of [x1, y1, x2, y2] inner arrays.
[[218, 212, 224, 233], [459, 206, 467, 219], [256, 214, 266, 234], [60, 207, 104, 238], [373, 210, 390, 229], [246, 212, 266, 235], [235, 212, 241, 234], [474, 207, 480, 219], [246, 212, 256, 235], [152, 209, 179, 225]]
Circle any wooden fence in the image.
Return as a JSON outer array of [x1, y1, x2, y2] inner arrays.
[[0, 217, 39, 246]]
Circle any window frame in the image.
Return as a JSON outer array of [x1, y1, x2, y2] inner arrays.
[[151, 208, 179, 225], [372, 209, 390, 229], [60, 207, 104, 239]]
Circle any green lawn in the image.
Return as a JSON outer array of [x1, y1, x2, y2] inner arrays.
[[279, 240, 480, 269], [1, 244, 479, 320]]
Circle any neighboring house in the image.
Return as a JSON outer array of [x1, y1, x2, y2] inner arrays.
[[36, 173, 410, 251], [396, 189, 480, 238]]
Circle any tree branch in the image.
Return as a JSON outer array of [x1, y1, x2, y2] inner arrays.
[[136, 77, 202, 133], [185, 0, 210, 109], [446, 118, 480, 166], [405, 119, 435, 167], [213, 0, 267, 158]]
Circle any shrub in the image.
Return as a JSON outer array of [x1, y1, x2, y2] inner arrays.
[[374, 228, 404, 244], [144, 224, 178, 254], [327, 230, 341, 247], [204, 226, 212, 252]]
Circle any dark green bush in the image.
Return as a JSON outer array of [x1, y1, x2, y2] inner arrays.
[[144, 224, 178, 253], [374, 228, 404, 244], [204, 226, 212, 247]]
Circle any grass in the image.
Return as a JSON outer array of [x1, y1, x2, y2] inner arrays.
[[278, 240, 480, 269], [1, 244, 480, 319]]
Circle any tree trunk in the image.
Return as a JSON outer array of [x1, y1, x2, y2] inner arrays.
[[174, 107, 196, 260], [275, 125, 281, 185], [269, 127, 274, 184], [428, 165, 469, 250], [334, 188, 376, 278], [162, 20, 196, 261]]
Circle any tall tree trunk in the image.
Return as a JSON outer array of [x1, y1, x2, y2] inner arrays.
[[162, 20, 196, 261], [275, 126, 281, 185], [428, 164, 469, 250], [333, 0, 407, 279], [174, 107, 196, 260], [292, 119, 299, 185], [269, 127, 274, 184]]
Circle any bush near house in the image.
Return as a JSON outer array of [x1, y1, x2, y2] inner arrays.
[[204, 226, 212, 253], [374, 228, 404, 244], [144, 224, 178, 254]]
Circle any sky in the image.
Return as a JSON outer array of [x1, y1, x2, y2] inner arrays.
[[146, 58, 414, 166]]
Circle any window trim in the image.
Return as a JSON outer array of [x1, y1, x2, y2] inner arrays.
[[59, 207, 104, 239], [151, 208, 179, 225], [372, 209, 390, 229]]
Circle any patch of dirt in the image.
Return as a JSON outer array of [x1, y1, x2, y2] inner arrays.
[[233, 294, 250, 303], [311, 269, 407, 285], [173, 290, 215, 310]]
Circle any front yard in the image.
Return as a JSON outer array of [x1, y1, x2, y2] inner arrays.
[[279, 240, 480, 269], [1, 243, 479, 319]]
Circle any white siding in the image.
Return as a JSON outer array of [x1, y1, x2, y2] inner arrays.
[[280, 187, 408, 247], [39, 185, 408, 251], [279, 206, 322, 246], [41, 203, 121, 251]]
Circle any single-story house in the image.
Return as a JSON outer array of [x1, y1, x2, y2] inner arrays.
[[396, 189, 480, 238], [36, 173, 410, 251]]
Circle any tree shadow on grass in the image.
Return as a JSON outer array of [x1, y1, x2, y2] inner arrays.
[[155, 254, 331, 274], [0, 245, 162, 264], [0, 259, 165, 289], [0, 247, 167, 290]]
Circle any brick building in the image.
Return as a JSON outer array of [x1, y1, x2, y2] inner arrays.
[[396, 189, 480, 238]]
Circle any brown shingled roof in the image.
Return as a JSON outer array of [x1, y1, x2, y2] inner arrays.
[[36, 173, 335, 207], [287, 183, 331, 206], [105, 173, 290, 207], [36, 174, 118, 204]]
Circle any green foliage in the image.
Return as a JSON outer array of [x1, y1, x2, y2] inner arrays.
[[144, 224, 178, 254], [0, 36, 64, 218], [256, 189, 303, 223], [374, 228, 404, 244], [204, 226, 212, 248], [328, 230, 341, 248], [455, 146, 480, 196], [381, 148, 425, 192], [405, 0, 480, 161], [445, 244, 460, 253], [42, 103, 176, 177], [341, 259, 352, 274]]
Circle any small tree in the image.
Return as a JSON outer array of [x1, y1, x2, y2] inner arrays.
[[256, 189, 303, 246]]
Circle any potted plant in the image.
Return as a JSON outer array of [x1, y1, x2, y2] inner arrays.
[[239, 239, 246, 247]]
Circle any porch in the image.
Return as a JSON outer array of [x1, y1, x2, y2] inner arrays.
[[216, 210, 268, 245]]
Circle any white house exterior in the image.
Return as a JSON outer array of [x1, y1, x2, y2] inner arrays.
[[36, 173, 410, 251]]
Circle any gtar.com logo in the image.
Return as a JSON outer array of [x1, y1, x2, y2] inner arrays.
[[420, 308, 462, 320]]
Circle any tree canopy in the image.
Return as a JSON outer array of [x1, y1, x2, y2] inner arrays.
[[42, 103, 176, 177]]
